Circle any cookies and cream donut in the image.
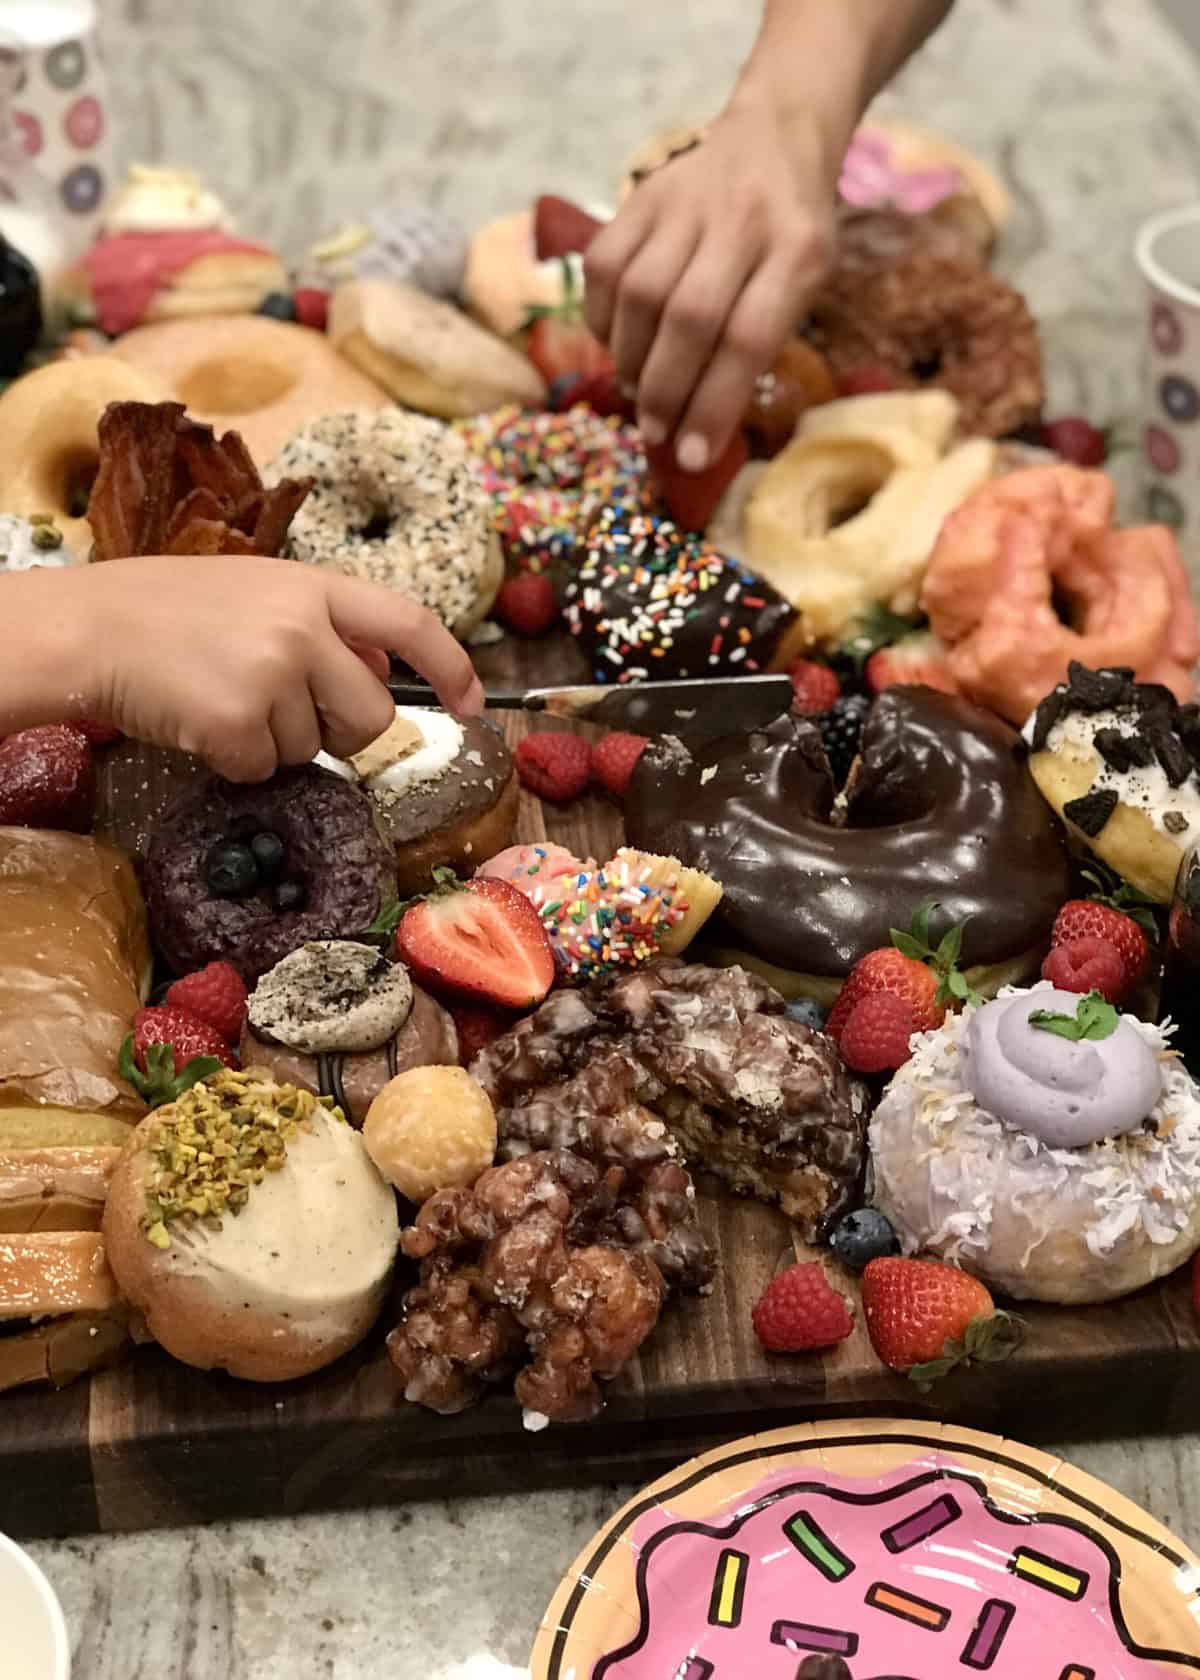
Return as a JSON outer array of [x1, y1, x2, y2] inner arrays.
[[110, 315, 389, 467], [870, 984, 1200, 1303], [1026, 662, 1200, 902], [329, 278, 546, 418], [103, 1070, 399, 1380], [316, 706, 518, 893], [238, 942, 459, 1126], [626, 687, 1073, 1003], [268, 410, 502, 638]]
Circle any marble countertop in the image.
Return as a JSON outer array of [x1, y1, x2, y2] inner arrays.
[[20, 0, 1200, 1674]]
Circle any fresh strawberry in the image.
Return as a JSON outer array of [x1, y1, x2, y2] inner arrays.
[[533, 194, 606, 260], [590, 732, 648, 799], [839, 992, 916, 1074], [75, 719, 122, 746], [1041, 415, 1107, 468], [395, 872, 556, 1009], [1041, 935, 1125, 1003], [164, 962, 248, 1043], [645, 431, 748, 532], [751, 1263, 853, 1353], [516, 731, 592, 802], [788, 658, 840, 716], [449, 1001, 513, 1067], [826, 902, 973, 1043], [1051, 875, 1153, 994], [526, 315, 611, 386], [860, 1256, 1023, 1388], [494, 573, 558, 636], [865, 631, 958, 696], [572, 368, 635, 420], [547, 372, 584, 412], [293, 287, 331, 331], [121, 1006, 235, 1108], [836, 364, 900, 397], [0, 725, 95, 831]]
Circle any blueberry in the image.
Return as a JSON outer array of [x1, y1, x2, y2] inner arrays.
[[548, 372, 583, 411], [258, 291, 296, 322], [784, 997, 827, 1032], [273, 879, 306, 912], [204, 840, 259, 898], [829, 1208, 899, 1273], [250, 830, 286, 882]]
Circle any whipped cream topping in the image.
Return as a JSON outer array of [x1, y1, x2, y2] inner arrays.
[[1025, 699, 1200, 846], [316, 706, 464, 794], [106, 164, 233, 235], [966, 987, 1162, 1148]]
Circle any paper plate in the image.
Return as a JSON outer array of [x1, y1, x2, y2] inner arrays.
[[531, 1420, 1200, 1679]]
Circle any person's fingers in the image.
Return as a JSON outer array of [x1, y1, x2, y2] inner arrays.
[[310, 640, 398, 760], [583, 194, 655, 347], [674, 246, 813, 469], [324, 576, 482, 716], [345, 640, 391, 683], [607, 222, 703, 420], [188, 710, 279, 784], [634, 232, 762, 447], [267, 686, 325, 767]]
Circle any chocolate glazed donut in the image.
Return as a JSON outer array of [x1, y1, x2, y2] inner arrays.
[[625, 686, 1073, 996]]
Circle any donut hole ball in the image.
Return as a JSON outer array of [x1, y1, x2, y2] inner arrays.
[[363, 1065, 496, 1203], [179, 356, 296, 417]]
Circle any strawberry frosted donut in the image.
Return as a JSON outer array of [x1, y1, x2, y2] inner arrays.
[[921, 465, 1199, 725]]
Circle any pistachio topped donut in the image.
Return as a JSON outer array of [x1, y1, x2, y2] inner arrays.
[[267, 409, 503, 638]]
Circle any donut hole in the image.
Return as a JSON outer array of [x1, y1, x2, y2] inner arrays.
[[179, 357, 295, 415], [357, 509, 393, 542], [56, 446, 98, 519]]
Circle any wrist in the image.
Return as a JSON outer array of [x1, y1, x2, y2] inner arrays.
[[726, 18, 869, 190], [0, 568, 96, 734]]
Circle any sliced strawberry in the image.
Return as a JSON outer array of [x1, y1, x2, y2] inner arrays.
[[395, 874, 556, 1010], [526, 316, 612, 386], [572, 369, 635, 420], [533, 195, 606, 261], [865, 631, 958, 697], [645, 431, 749, 532]]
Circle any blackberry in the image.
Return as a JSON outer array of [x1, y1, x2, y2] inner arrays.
[[818, 694, 869, 785]]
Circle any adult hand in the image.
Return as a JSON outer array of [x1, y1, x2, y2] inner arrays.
[[583, 103, 838, 472]]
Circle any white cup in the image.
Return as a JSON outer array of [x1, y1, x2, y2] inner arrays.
[[0, 1532, 70, 1679], [1135, 205, 1200, 553]]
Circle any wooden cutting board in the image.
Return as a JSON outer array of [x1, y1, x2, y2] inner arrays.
[[2, 630, 1198, 1541]]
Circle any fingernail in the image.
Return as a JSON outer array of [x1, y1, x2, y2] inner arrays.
[[456, 675, 485, 718], [677, 433, 709, 473], [639, 414, 666, 446]]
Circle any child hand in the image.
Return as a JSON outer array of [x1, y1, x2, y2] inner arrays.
[[65, 555, 483, 781], [583, 105, 837, 472]]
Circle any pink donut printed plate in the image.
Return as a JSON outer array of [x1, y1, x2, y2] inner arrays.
[[530, 1420, 1200, 1679]]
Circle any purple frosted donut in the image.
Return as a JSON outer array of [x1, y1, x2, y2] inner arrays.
[[143, 765, 396, 983]]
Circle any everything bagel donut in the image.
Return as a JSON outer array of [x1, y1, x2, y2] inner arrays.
[[0, 356, 170, 554], [625, 686, 1073, 1003]]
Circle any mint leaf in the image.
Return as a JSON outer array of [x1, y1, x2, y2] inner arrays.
[[1029, 989, 1117, 1042]]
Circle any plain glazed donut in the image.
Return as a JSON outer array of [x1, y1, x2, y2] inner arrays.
[[267, 409, 502, 638], [0, 356, 170, 554], [109, 314, 389, 466], [625, 686, 1074, 1004], [921, 465, 1200, 725]]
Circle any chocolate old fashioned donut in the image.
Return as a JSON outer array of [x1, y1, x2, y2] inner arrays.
[[625, 687, 1073, 1001]]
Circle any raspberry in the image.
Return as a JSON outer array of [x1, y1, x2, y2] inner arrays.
[[1041, 936, 1125, 1003], [293, 287, 330, 331], [515, 731, 591, 802], [494, 573, 558, 636], [838, 992, 916, 1074], [1051, 899, 1148, 995], [590, 732, 648, 799], [751, 1262, 853, 1353], [788, 658, 840, 716], [1041, 416, 1107, 468], [449, 1001, 512, 1067], [164, 962, 248, 1043]]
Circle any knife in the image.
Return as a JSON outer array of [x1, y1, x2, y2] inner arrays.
[[387, 674, 795, 740]]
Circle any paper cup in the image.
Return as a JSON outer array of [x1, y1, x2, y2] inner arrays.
[[1136, 205, 1200, 546], [0, 1532, 70, 1680]]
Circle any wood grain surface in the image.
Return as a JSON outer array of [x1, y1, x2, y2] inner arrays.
[[3, 628, 1199, 1541]]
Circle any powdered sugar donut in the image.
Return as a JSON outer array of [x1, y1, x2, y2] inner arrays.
[[267, 409, 502, 638]]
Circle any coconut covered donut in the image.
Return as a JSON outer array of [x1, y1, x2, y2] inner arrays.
[[268, 409, 503, 638], [0, 356, 170, 554], [871, 984, 1200, 1303]]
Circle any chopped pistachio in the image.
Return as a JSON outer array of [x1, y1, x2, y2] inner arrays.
[[31, 524, 63, 551]]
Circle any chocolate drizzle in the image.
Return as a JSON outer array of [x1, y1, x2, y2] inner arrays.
[[625, 687, 1073, 978]]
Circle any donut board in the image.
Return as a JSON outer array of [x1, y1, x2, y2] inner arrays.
[[1, 631, 1200, 1541]]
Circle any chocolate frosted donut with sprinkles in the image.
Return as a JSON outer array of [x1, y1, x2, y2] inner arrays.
[[562, 507, 804, 682]]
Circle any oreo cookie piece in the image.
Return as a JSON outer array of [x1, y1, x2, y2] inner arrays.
[[1132, 682, 1179, 720], [1164, 811, 1190, 835], [1144, 715, 1193, 787], [1063, 787, 1119, 836], [1066, 662, 1135, 710], [1030, 684, 1069, 751], [1176, 702, 1200, 765], [1094, 727, 1154, 774]]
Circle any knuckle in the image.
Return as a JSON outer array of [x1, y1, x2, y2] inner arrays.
[[664, 294, 714, 341], [583, 246, 616, 291], [725, 322, 772, 366], [617, 271, 660, 318]]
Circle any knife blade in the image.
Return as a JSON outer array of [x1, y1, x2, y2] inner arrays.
[[387, 675, 795, 740]]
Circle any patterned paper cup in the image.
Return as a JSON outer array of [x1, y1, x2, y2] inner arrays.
[[1136, 205, 1200, 550]]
